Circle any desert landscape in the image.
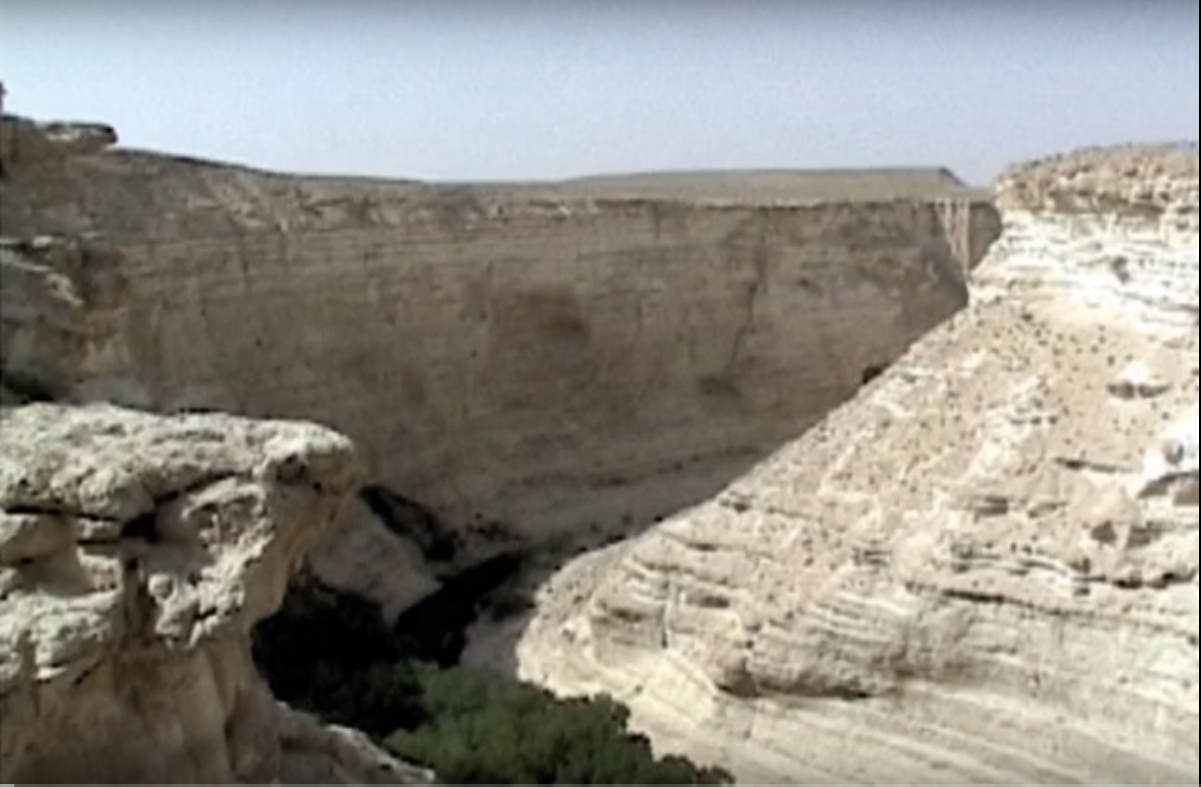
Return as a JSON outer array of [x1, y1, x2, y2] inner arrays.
[[0, 101, 1196, 783]]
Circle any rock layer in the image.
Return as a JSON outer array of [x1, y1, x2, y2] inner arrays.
[[0, 402, 428, 783], [0, 113, 998, 562], [514, 145, 1199, 783]]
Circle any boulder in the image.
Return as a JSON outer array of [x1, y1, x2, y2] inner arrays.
[[0, 402, 428, 783]]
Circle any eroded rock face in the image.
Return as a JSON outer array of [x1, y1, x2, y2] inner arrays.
[[0, 236, 96, 403], [0, 403, 428, 783], [0, 112, 998, 563], [514, 145, 1199, 783]]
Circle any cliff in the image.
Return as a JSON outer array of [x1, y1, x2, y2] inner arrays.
[[0, 113, 998, 586], [513, 144, 1199, 783], [0, 402, 432, 782], [0, 108, 1011, 781]]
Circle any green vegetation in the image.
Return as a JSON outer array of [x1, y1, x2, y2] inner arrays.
[[253, 575, 731, 784]]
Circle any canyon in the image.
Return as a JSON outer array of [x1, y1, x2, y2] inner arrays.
[[2, 107, 1196, 784], [0, 113, 996, 557], [512, 145, 1200, 782]]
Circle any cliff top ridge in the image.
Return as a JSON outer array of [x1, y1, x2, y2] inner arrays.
[[1, 110, 989, 203], [995, 143, 1199, 215]]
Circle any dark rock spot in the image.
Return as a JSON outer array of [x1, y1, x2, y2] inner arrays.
[[861, 364, 886, 385], [359, 484, 459, 562], [121, 512, 159, 544]]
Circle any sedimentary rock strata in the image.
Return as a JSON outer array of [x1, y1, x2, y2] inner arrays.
[[0, 113, 997, 568], [514, 145, 1199, 783], [0, 403, 428, 783]]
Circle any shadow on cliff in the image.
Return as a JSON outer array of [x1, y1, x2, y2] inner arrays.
[[347, 358, 909, 677], [348, 446, 813, 681]]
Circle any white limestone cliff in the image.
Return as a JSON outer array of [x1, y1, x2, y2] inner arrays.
[[512, 145, 1199, 783], [0, 403, 431, 783]]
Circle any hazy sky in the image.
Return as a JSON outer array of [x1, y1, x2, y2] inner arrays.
[[1, 2, 1197, 185]]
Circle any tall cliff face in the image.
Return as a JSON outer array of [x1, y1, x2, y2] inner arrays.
[[0, 403, 431, 783], [0, 115, 997, 557], [514, 145, 1199, 783]]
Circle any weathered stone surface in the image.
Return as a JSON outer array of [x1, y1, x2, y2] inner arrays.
[[0, 236, 88, 402], [307, 497, 443, 623], [0, 403, 425, 783], [996, 143, 1199, 217], [0, 113, 998, 569], [277, 703, 435, 784], [513, 146, 1199, 783]]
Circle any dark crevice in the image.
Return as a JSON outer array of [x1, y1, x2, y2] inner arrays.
[[70, 659, 105, 688], [1138, 471, 1199, 499], [2, 504, 121, 523], [0, 364, 58, 403], [2, 504, 64, 517], [174, 405, 220, 415], [390, 552, 524, 666], [861, 364, 886, 385], [1151, 569, 1196, 587], [1054, 457, 1131, 474], [4, 475, 236, 550], [359, 483, 461, 563], [120, 511, 159, 544]]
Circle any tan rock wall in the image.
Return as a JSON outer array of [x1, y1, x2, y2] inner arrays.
[[1, 139, 995, 548]]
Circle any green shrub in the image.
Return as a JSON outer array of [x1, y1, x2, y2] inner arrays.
[[254, 576, 731, 784], [383, 664, 730, 783]]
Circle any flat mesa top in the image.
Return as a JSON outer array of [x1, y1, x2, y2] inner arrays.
[[89, 149, 995, 206], [5, 114, 988, 203], [454, 168, 988, 202]]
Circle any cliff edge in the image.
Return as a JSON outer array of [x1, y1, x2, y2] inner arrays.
[[513, 144, 1199, 783]]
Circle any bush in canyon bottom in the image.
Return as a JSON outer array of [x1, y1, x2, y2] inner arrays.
[[253, 575, 731, 784]]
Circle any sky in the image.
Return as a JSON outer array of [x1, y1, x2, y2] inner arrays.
[[1, 2, 1197, 186]]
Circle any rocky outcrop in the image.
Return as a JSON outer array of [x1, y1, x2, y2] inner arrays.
[[0, 403, 429, 783], [513, 145, 1199, 783], [307, 497, 444, 623], [0, 113, 117, 170], [277, 704, 434, 784], [0, 112, 998, 577]]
